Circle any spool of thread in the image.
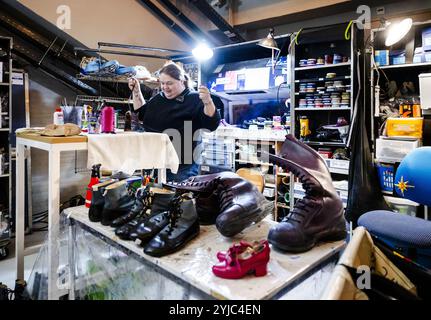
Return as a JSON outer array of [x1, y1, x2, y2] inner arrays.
[[101, 106, 115, 133]]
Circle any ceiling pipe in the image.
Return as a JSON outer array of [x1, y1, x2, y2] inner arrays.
[[189, 0, 245, 43], [155, 0, 220, 46], [136, 0, 196, 47]]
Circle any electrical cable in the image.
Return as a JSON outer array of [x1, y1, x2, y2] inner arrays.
[[347, 49, 361, 148]]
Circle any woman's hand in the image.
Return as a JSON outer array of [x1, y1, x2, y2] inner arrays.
[[199, 85, 216, 117], [128, 77, 140, 93], [198, 85, 213, 105]]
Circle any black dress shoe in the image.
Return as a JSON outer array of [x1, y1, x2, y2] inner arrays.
[[111, 187, 151, 228], [115, 216, 147, 240], [129, 211, 170, 243], [144, 197, 199, 257]]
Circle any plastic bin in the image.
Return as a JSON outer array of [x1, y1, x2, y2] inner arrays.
[[376, 162, 395, 193], [375, 137, 421, 163], [419, 73, 431, 110], [384, 196, 419, 217]]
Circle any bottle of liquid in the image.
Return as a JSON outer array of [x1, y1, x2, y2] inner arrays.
[[85, 164, 101, 208], [300, 116, 311, 141], [53, 107, 64, 125]]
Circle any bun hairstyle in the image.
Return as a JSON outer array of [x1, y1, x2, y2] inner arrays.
[[158, 61, 194, 89]]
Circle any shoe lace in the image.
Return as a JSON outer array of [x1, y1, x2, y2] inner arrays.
[[170, 176, 218, 190], [166, 192, 191, 235], [217, 178, 234, 211], [282, 169, 318, 224]]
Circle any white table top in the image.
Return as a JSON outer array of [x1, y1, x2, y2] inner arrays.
[[64, 205, 345, 300]]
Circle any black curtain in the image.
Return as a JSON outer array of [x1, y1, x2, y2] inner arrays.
[[345, 29, 391, 227]]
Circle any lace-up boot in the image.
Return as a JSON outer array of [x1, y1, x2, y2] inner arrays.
[[215, 177, 273, 237], [131, 192, 183, 244], [164, 171, 237, 193], [119, 187, 175, 241], [267, 134, 346, 252], [111, 186, 152, 228], [144, 195, 199, 257]]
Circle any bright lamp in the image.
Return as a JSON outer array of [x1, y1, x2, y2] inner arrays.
[[385, 18, 413, 46]]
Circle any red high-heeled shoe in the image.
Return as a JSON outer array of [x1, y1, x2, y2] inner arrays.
[[216, 241, 253, 261], [212, 240, 270, 279]]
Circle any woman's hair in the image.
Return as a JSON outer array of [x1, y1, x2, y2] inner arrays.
[[158, 62, 193, 89]]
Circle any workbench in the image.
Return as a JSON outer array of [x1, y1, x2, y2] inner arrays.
[[64, 205, 345, 300]]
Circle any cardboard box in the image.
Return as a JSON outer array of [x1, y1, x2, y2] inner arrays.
[[374, 50, 389, 66]]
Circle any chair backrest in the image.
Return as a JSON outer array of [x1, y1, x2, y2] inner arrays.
[[235, 168, 265, 193]]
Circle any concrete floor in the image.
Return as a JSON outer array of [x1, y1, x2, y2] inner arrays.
[[0, 231, 46, 290]]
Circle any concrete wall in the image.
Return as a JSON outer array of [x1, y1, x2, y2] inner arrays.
[[25, 67, 88, 215]]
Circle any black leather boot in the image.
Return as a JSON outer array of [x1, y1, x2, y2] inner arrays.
[[110, 186, 151, 228], [267, 134, 347, 253], [164, 171, 237, 193], [165, 172, 273, 235], [117, 187, 175, 240], [144, 196, 199, 257], [101, 181, 135, 226], [88, 179, 117, 222], [195, 191, 220, 225], [215, 176, 273, 237]]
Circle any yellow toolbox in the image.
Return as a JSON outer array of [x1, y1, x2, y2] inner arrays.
[[386, 117, 423, 138]]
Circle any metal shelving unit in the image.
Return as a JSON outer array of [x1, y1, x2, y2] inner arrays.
[[0, 36, 12, 260], [370, 20, 431, 219], [289, 23, 358, 212]]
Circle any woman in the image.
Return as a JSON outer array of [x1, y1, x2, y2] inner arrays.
[[129, 62, 222, 181]]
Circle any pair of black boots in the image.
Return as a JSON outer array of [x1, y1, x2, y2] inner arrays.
[[89, 182, 200, 257], [128, 192, 200, 257], [88, 179, 135, 226]]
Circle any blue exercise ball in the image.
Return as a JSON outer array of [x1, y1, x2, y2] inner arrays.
[[394, 147, 431, 206]]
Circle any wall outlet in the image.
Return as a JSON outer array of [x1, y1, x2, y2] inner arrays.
[[376, 7, 385, 15]]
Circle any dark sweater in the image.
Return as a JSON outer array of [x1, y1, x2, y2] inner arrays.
[[136, 88, 222, 164]]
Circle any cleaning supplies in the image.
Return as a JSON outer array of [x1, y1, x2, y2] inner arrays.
[[53, 107, 64, 125], [85, 164, 101, 208]]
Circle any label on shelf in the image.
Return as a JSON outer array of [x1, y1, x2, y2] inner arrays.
[[12, 72, 23, 85], [330, 159, 349, 170]]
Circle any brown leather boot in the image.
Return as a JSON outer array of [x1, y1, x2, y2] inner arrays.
[[267, 134, 346, 252]]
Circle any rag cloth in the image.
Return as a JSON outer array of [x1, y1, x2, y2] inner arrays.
[[87, 132, 179, 175]]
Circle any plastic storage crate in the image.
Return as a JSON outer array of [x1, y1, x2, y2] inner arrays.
[[375, 137, 421, 163], [419, 73, 431, 110], [376, 162, 395, 194]]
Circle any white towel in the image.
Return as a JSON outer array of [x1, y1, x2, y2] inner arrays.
[[87, 132, 179, 175]]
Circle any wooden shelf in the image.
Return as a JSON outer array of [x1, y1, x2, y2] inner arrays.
[[0, 174, 9, 178], [0, 82, 10, 86], [0, 128, 9, 131], [295, 62, 351, 71]]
